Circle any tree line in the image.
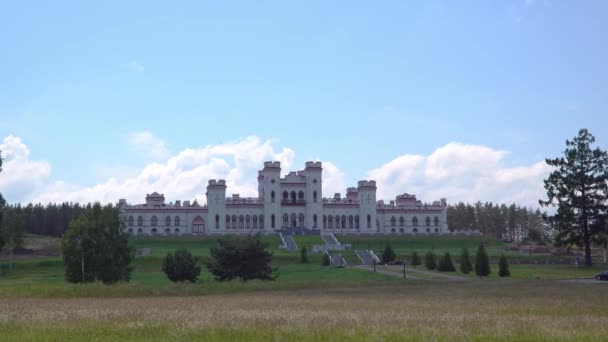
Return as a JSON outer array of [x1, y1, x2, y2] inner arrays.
[[447, 202, 549, 242], [2, 202, 100, 237]]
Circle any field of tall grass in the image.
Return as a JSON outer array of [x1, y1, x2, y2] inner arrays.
[[1, 281, 607, 341]]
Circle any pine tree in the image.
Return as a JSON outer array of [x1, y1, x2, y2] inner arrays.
[[300, 246, 309, 263], [437, 252, 456, 272], [381, 244, 396, 264], [410, 251, 421, 266], [540, 129, 608, 266], [162, 248, 201, 282], [475, 244, 491, 276], [460, 248, 473, 274], [207, 234, 276, 281], [424, 251, 437, 270], [498, 254, 510, 277]]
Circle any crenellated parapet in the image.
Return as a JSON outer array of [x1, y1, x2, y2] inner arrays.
[[263, 161, 281, 169], [304, 161, 322, 169], [207, 179, 227, 187], [357, 180, 377, 189]]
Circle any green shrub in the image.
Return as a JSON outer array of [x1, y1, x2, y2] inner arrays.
[[381, 244, 396, 264], [321, 253, 331, 266], [410, 251, 421, 267], [300, 247, 309, 264], [424, 251, 437, 270], [162, 248, 201, 283], [207, 234, 276, 281], [460, 248, 473, 274], [437, 252, 456, 272], [498, 254, 510, 277], [475, 244, 491, 276]]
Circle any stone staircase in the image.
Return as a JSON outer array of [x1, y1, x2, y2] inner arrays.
[[321, 233, 340, 245], [278, 232, 299, 251], [327, 251, 347, 267], [355, 250, 380, 265]]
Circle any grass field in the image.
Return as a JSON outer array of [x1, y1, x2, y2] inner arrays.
[[1, 281, 608, 341], [2, 234, 608, 341]]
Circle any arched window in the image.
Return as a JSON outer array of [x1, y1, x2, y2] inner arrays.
[[335, 215, 340, 229], [313, 214, 318, 228], [152, 228, 158, 235], [165, 216, 171, 226], [355, 215, 360, 229], [192, 216, 205, 233], [271, 191, 275, 203], [270, 214, 274, 228], [259, 215, 264, 228], [239, 215, 244, 229], [246, 215, 251, 229], [434, 216, 439, 226], [328, 215, 333, 229], [164, 228, 170, 235], [253, 215, 258, 229], [399, 217, 405, 227], [151, 216, 158, 227], [138, 216, 143, 226], [232, 215, 237, 229], [128, 228, 134, 235], [367, 215, 371, 228], [434, 228, 439, 233], [298, 191, 304, 201], [298, 213, 304, 227], [174, 228, 180, 234], [128, 216, 134, 226], [291, 191, 296, 203], [413, 228, 418, 233], [291, 213, 297, 227], [283, 214, 289, 228], [426, 216, 431, 227], [412, 217, 418, 227], [426, 228, 430, 233], [391, 228, 396, 233], [348, 215, 353, 229], [283, 191, 289, 202], [323, 215, 327, 229], [399, 228, 404, 233], [341, 215, 346, 229], [391, 216, 396, 227], [137, 228, 143, 234], [215, 215, 220, 229], [313, 190, 317, 203], [226, 215, 230, 229], [175, 216, 180, 227]]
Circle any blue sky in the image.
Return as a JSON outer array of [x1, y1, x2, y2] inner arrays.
[[0, 1, 607, 206]]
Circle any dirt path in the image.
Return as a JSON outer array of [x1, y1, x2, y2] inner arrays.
[[354, 265, 470, 281]]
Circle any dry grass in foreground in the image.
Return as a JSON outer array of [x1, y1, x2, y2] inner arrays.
[[1, 281, 607, 341]]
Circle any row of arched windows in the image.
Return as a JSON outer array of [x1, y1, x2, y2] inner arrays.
[[322, 215, 362, 229], [128, 215, 181, 227], [128, 228, 181, 235], [390, 227, 440, 234], [270, 190, 318, 203], [224, 215, 265, 229], [389, 216, 439, 227]]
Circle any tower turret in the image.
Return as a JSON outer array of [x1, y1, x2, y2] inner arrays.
[[206, 179, 227, 231]]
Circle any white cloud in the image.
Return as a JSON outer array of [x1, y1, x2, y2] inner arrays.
[[125, 60, 145, 73], [1, 135, 551, 208], [369, 142, 551, 208], [128, 131, 169, 160], [0, 135, 52, 202]]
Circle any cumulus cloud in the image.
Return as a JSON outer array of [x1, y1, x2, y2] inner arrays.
[[128, 131, 169, 159], [0, 135, 52, 202], [1, 135, 550, 208], [368, 142, 551, 207]]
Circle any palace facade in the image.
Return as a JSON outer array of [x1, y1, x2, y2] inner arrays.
[[119, 161, 448, 235]]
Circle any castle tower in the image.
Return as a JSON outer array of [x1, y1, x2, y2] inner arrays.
[[304, 161, 322, 229], [357, 180, 377, 232], [260, 161, 281, 231], [206, 179, 227, 232]]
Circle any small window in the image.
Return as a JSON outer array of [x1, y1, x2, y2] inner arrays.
[[313, 190, 317, 203], [151, 216, 158, 227], [138, 216, 143, 226], [128, 216, 134, 226], [175, 216, 180, 226], [165, 216, 171, 226], [271, 191, 275, 203]]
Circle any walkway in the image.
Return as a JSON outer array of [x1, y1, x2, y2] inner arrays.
[[354, 265, 470, 281]]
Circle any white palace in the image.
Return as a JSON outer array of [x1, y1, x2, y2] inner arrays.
[[119, 161, 448, 236]]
